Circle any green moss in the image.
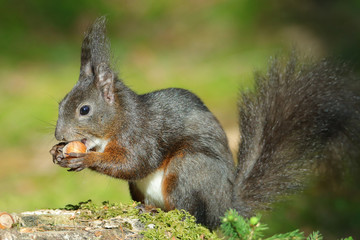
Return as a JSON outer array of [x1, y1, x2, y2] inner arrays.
[[64, 200, 219, 239], [139, 208, 219, 240], [63, 200, 139, 219]]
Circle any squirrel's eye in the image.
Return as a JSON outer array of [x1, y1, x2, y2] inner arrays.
[[80, 105, 90, 115]]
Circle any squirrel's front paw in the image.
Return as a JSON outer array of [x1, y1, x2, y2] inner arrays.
[[49, 142, 67, 164], [58, 152, 90, 172], [50, 142, 90, 172]]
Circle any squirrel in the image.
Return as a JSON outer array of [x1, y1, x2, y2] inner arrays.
[[50, 17, 360, 230]]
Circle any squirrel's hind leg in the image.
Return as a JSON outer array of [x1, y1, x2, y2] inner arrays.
[[162, 151, 234, 229]]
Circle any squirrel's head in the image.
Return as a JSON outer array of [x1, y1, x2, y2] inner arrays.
[[55, 17, 123, 147]]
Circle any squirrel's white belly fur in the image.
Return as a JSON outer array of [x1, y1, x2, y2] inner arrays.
[[135, 170, 165, 209]]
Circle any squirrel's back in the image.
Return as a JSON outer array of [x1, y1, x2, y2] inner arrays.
[[139, 87, 234, 166]]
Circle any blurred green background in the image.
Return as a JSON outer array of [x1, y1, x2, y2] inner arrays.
[[0, 0, 359, 239]]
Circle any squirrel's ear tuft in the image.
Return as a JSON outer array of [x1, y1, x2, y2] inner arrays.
[[80, 16, 111, 77], [95, 63, 115, 105], [80, 16, 116, 105]]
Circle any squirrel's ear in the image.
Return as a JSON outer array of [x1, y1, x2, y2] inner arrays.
[[95, 63, 115, 105], [80, 16, 109, 78], [80, 36, 93, 77]]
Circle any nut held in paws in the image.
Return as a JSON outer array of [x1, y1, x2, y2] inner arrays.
[[63, 141, 87, 157]]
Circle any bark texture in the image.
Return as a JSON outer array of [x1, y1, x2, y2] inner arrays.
[[0, 209, 144, 239]]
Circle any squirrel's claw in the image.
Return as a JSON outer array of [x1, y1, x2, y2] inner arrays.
[[67, 167, 85, 172]]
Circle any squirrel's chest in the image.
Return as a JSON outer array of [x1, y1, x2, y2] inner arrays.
[[135, 170, 165, 209]]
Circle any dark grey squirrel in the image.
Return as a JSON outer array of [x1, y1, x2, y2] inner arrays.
[[50, 17, 360, 229]]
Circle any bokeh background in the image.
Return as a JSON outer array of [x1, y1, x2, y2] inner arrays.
[[0, 0, 359, 239]]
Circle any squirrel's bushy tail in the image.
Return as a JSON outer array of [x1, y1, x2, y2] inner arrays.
[[232, 54, 360, 217]]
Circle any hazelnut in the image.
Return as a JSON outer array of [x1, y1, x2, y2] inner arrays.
[[0, 212, 14, 229], [63, 141, 87, 157]]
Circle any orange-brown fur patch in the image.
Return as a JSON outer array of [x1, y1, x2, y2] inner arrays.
[[160, 149, 186, 211], [162, 173, 178, 210], [86, 140, 146, 180]]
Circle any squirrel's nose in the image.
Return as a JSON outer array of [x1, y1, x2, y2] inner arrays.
[[55, 125, 67, 142], [55, 132, 66, 142]]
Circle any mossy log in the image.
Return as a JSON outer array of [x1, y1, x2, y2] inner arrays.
[[0, 201, 218, 240]]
